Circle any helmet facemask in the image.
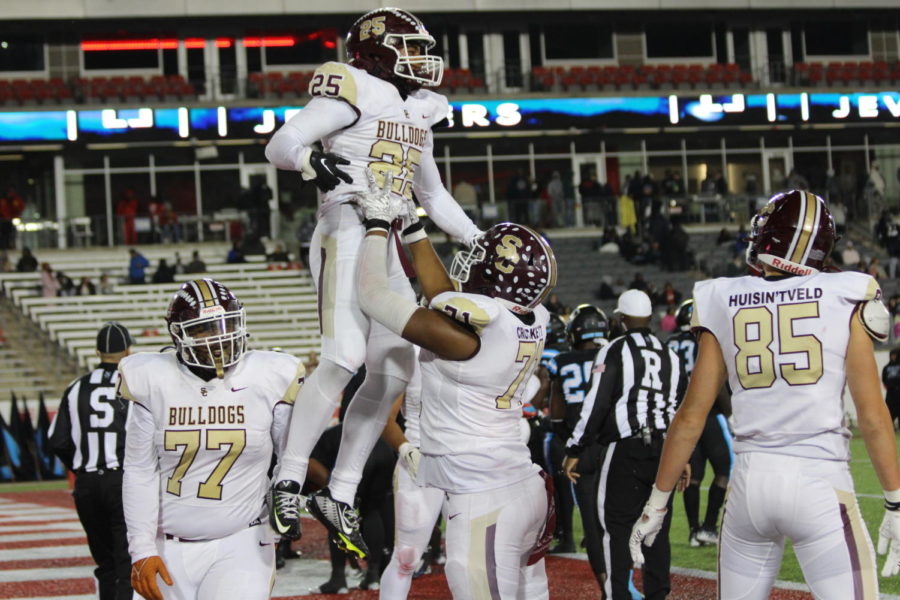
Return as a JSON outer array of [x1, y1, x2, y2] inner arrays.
[[170, 306, 247, 378], [449, 241, 486, 288], [384, 33, 443, 86]]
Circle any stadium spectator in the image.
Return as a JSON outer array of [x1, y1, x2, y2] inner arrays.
[[183, 250, 206, 274], [98, 273, 114, 295], [507, 168, 531, 225], [785, 168, 809, 190], [49, 322, 135, 600], [660, 306, 677, 333], [16, 247, 37, 272], [544, 293, 567, 315], [151, 259, 175, 284], [825, 169, 842, 205], [173, 251, 185, 274], [41, 262, 59, 298], [76, 276, 97, 296], [546, 171, 564, 227], [267, 242, 291, 263], [662, 170, 685, 198], [629, 272, 649, 292], [658, 282, 682, 308], [226, 240, 247, 264], [579, 169, 602, 227], [618, 188, 637, 234], [883, 349, 900, 430], [116, 189, 139, 245], [57, 271, 75, 297], [0, 251, 11, 272], [732, 224, 749, 258], [670, 219, 693, 271], [867, 257, 887, 282], [127, 249, 149, 284], [158, 202, 180, 244], [716, 227, 733, 246], [841, 241, 861, 268]]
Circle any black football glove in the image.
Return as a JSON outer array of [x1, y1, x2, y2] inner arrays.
[[300, 149, 352, 192]]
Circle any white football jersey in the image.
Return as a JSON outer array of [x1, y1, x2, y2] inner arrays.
[[120, 350, 304, 541], [692, 271, 880, 461], [417, 291, 547, 494], [309, 62, 448, 210]]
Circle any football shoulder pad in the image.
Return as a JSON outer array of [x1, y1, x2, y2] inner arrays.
[[309, 62, 361, 109], [859, 298, 890, 342], [431, 291, 499, 334]]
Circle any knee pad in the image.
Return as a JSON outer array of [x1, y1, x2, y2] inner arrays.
[[396, 546, 420, 576], [312, 358, 355, 401]]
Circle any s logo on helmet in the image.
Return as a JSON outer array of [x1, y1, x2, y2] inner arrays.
[[494, 235, 523, 274]]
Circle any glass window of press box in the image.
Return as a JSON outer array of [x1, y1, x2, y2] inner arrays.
[[0, 34, 45, 72]]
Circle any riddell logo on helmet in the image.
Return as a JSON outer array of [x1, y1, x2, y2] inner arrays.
[[770, 257, 814, 275]]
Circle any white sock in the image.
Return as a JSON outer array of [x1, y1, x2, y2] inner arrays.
[[276, 359, 353, 484], [328, 373, 406, 505]]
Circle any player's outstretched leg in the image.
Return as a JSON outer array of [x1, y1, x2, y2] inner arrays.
[[306, 488, 369, 559]]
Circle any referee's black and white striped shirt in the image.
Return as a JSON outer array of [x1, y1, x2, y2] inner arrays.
[[49, 363, 129, 472], [566, 328, 686, 454]]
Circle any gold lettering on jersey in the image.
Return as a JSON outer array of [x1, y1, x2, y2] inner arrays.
[[728, 287, 823, 307], [494, 234, 523, 274], [168, 406, 245, 426], [375, 120, 428, 148]]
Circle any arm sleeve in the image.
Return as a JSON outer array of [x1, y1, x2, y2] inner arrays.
[[566, 343, 620, 455], [264, 97, 358, 171], [357, 235, 420, 336], [414, 136, 480, 244], [48, 385, 76, 471], [271, 403, 293, 460], [122, 401, 160, 562]]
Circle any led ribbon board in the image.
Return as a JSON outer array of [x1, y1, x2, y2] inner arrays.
[[0, 92, 898, 143]]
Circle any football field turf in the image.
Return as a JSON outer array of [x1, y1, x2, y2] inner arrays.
[[569, 431, 900, 594]]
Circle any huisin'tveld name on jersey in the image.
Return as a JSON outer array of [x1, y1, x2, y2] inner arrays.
[[728, 287, 823, 307], [375, 120, 428, 147], [169, 406, 246, 426]]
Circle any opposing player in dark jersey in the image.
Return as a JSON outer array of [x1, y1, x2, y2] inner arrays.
[[666, 299, 733, 546], [549, 305, 609, 582]]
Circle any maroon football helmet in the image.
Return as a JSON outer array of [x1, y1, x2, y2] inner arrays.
[[166, 278, 247, 376], [746, 190, 836, 276], [346, 7, 443, 87], [450, 223, 557, 315]]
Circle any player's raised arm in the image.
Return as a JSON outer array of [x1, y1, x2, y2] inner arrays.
[[264, 97, 355, 191], [356, 170, 480, 361], [413, 134, 481, 245], [397, 196, 455, 302]]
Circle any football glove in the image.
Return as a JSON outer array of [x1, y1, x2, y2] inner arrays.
[[298, 148, 352, 192], [131, 555, 173, 600], [398, 441, 422, 480], [401, 197, 427, 244], [629, 485, 672, 567], [360, 169, 403, 233], [878, 507, 900, 576]]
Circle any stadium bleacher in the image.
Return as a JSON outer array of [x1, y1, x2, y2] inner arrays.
[[0, 243, 320, 416]]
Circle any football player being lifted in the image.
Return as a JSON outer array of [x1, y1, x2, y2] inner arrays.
[[265, 8, 480, 555], [630, 190, 900, 599], [355, 170, 555, 599], [121, 279, 305, 600]]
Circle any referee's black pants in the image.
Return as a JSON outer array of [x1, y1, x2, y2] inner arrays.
[[72, 470, 133, 600], [573, 442, 606, 587], [598, 437, 673, 600]]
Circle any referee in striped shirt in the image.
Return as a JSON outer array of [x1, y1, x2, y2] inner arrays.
[[563, 290, 687, 600], [49, 321, 134, 600]]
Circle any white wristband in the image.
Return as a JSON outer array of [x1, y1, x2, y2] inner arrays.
[[648, 484, 672, 510], [404, 228, 428, 244]]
